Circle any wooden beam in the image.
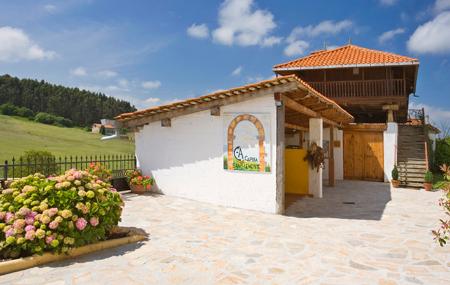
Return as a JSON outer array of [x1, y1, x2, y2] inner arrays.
[[276, 94, 285, 215], [210, 106, 220, 116], [161, 118, 171, 127], [281, 94, 338, 126], [285, 122, 308, 132], [329, 126, 335, 187], [122, 82, 298, 128]]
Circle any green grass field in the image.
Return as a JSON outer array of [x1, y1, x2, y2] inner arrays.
[[0, 115, 134, 162]]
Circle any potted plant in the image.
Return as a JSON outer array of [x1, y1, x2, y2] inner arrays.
[[391, 165, 400, 188], [424, 170, 433, 191], [125, 169, 154, 194]]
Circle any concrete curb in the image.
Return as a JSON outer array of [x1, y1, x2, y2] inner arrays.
[[0, 232, 146, 275]]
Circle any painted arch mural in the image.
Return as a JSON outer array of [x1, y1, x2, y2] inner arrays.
[[223, 113, 271, 173]]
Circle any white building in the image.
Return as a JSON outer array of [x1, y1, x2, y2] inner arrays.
[[116, 75, 353, 214]]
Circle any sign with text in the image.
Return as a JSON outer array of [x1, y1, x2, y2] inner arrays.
[[223, 113, 271, 173]]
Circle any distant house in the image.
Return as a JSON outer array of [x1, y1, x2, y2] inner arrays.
[[92, 119, 116, 135]]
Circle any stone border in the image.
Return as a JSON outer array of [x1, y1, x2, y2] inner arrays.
[[0, 228, 147, 276]]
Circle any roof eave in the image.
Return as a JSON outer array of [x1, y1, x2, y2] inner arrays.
[[273, 61, 420, 72]]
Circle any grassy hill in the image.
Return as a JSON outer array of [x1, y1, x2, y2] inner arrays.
[[0, 115, 134, 162]]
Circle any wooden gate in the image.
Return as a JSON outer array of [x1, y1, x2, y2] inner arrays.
[[343, 127, 384, 181]]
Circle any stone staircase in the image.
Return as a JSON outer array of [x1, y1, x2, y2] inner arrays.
[[397, 125, 428, 188]]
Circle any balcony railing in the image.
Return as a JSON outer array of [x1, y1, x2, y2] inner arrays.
[[309, 79, 406, 98]]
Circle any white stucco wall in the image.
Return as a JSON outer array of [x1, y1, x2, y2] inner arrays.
[[135, 95, 278, 213], [383, 122, 398, 182]]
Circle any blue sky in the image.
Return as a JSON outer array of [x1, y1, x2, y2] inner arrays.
[[0, 0, 449, 125]]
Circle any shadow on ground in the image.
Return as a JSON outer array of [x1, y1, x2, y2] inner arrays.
[[285, 180, 391, 220]]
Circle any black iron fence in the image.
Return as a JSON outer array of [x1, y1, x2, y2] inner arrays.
[[0, 154, 136, 181], [407, 108, 425, 124]]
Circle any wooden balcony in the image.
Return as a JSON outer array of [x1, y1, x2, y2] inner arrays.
[[309, 79, 406, 98]]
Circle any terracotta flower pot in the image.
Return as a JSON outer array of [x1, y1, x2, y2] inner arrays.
[[130, 184, 149, 194], [423, 182, 432, 191], [391, 179, 400, 188]]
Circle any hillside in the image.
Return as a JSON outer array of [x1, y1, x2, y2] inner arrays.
[[0, 115, 134, 162], [0, 74, 136, 127]]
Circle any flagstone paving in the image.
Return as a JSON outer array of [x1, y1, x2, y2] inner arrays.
[[1, 181, 450, 284]]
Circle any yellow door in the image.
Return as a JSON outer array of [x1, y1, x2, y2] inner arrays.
[[285, 149, 309, 195]]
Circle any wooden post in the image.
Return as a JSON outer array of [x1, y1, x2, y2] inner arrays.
[[275, 93, 285, 214], [329, 126, 335, 187]]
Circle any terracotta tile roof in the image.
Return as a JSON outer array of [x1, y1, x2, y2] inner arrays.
[[273, 44, 419, 70], [116, 75, 353, 126]]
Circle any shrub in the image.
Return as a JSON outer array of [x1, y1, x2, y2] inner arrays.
[[392, 165, 399, 180], [17, 151, 57, 177], [424, 171, 433, 183], [86, 162, 112, 182], [34, 112, 56, 125], [0, 103, 19, 116], [433, 164, 450, 246], [0, 169, 123, 259], [16, 107, 34, 119], [434, 138, 450, 171], [54, 116, 73, 128]]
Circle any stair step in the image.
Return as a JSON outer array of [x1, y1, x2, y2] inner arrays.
[[400, 182, 424, 188], [399, 177, 425, 183]]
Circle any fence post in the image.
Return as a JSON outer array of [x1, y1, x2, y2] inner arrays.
[[3, 160, 7, 181]]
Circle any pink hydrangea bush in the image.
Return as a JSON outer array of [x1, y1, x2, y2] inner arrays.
[[0, 169, 123, 259]]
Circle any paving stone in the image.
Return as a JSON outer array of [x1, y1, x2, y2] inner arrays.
[[0, 181, 449, 284]]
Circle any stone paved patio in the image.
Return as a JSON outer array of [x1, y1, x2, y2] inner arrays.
[[1, 181, 449, 284]]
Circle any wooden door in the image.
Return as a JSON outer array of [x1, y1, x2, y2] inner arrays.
[[344, 131, 384, 181]]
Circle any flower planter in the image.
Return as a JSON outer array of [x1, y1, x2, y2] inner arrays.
[[130, 184, 150, 194], [391, 179, 400, 188], [0, 227, 146, 275], [423, 182, 433, 191]]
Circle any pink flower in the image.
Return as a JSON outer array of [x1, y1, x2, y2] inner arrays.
[[45, 235, 56, 245], [13, 219, 25, 230], [25, 225, 35, 232], [5, 228, 15, 237], [89, 217, 99, 227], [5, 212, 14, 223], [47, 208, 58, 217], [75, 218, 87, 231], [49, 221, 59, 230], [25, 230, 36, 240], [18, 207, 31, 217]]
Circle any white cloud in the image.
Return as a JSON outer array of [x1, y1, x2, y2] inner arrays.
[[70, 66, 87, 77], [378, 28, 405, 44], [187, 23, 209, 39], [231, 66, 243, 76], [144, 97, 161, 105], [118, 79, 129, 89], [261, 36, 282, 47], [410, 102, 450, 128], [284, 40, 309, 57], [0, 26, 56, 62], [98, 70, 118, 78], [44, 4, 57, 13], [212, 0, 278, 47], [141, 80, 161, 90], [287, 20, 353, 40], [379, 0, 398, 6], [326, 45, 339, 50], [434, 0, 450, 13], [407, 11, 450, 54]]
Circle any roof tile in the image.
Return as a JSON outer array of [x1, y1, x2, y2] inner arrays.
[[274, 44, 418, 70]]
